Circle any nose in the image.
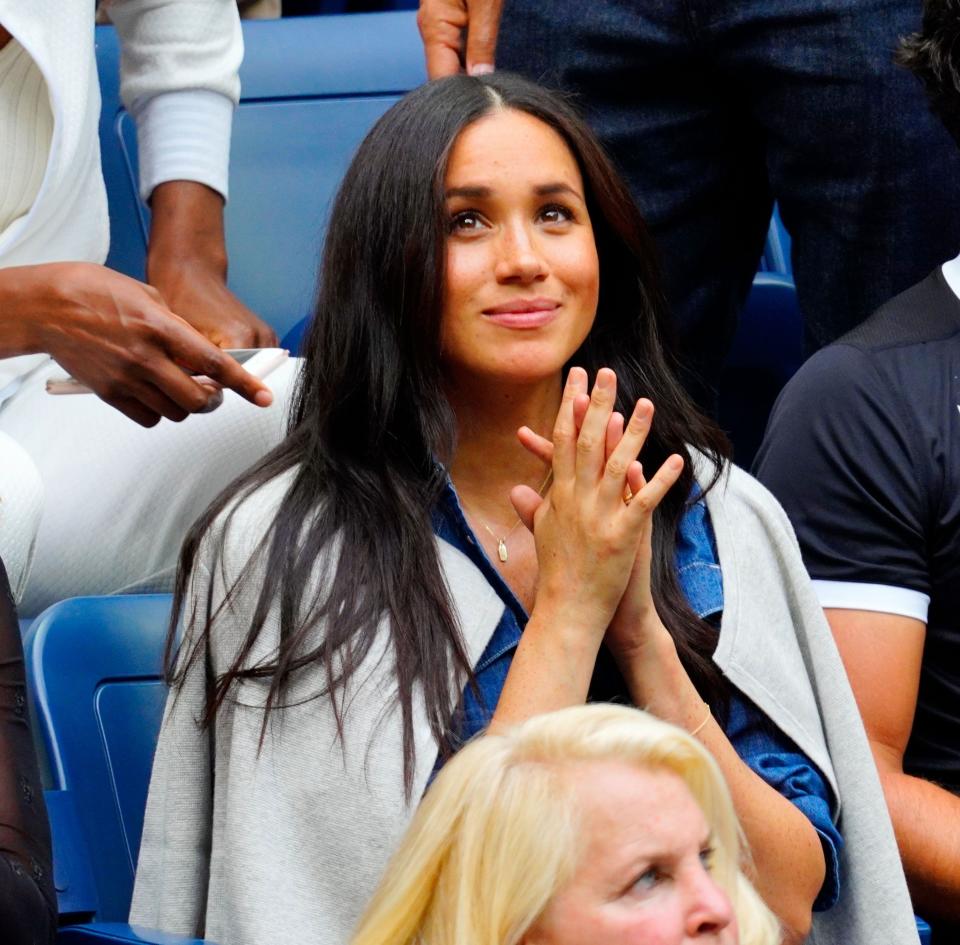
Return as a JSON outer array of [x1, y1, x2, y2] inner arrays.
[[686, 865, 735, 938], [494, 220, 548, 284]]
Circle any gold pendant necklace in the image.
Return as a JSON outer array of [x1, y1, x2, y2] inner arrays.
[[478, 520, 521, 563], [462, 469, 553, 564]]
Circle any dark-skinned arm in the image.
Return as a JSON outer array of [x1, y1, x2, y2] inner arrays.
[[0, 262, 272, 427], [146, 181, 277, 348]]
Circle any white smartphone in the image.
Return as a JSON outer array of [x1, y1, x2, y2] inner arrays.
[[45, 347, 289, 395]]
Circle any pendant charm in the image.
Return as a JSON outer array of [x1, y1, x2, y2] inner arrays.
[[497, 538, 508, 563]]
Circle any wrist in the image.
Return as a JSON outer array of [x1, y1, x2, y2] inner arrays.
[[526, 596, 609, 658], [0, 264, 63, 356], [147, 181, 228, 281], [611, 624, 690, 712]]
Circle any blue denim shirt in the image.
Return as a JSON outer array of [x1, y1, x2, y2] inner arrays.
[[432, 480, 842, 911]]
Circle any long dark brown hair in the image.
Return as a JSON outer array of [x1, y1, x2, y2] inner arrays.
[[167, 73, 731, 792]]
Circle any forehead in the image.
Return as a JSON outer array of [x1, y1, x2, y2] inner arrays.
[[444, 108, 584, 190], [567, 761, 708, 860]]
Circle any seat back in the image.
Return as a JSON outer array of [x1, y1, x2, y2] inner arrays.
[[97, 12, 426, 342], [24, 595, 173, 921], [719, 271, 802, 468], [759, 205, 792, 276]]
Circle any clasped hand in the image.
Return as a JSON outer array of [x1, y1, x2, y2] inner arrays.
[[511, 366, 683, 657]]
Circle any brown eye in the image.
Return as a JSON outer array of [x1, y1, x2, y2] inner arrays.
[[539, 203, 574, 225], [449, 211, 485, 233]]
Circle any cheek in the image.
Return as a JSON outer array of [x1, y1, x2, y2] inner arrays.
[[443, 242, 485, 313], [556, 236, 600, 308], [591, 900, 688, 945], [441, 245, 477, 349], [531, 897, 682, 945]]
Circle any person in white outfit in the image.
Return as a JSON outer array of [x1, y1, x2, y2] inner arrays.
[[0, 1, 299, 613]]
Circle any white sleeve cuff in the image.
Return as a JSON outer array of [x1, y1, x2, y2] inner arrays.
[[812, 580, 930, 622], [131, 89, 234, 204]]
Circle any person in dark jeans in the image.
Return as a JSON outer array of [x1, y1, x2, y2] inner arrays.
[[418, 0, 960, 410], [0, 559, 56, 944]]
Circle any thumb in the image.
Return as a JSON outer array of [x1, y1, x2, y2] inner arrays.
[[465, 0, 504, 75], [510, 484, 543, 534]]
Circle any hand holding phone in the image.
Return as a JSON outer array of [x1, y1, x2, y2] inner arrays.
[[2, 260, 291, 428]]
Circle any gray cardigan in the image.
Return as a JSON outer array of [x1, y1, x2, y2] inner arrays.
[[130, 462, 918, 945]]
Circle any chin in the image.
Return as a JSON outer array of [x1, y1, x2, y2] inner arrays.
[[493, 343, 577, 381], [491, 360, 568, 387]]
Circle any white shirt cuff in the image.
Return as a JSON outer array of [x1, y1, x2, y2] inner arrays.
[[131, 89, 234, 204], [812, 580, 930, 622]]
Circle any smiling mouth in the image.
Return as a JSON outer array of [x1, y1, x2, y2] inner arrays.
[[482, 299, 560, 328]]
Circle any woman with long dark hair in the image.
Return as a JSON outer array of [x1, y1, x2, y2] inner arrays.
[[130, 74, 916, 945]]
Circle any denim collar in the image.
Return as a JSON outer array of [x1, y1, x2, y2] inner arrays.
[[431, 470, 723, 628]]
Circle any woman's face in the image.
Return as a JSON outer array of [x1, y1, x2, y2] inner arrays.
[[525, 761, 737, 945], [440, 108, 600, 386]]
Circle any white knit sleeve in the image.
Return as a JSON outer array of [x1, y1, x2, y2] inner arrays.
[[109, 0, 242, 201], [130, 89, 234, 201]]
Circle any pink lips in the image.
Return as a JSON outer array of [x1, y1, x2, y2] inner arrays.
[[482, 298, 560, 329]]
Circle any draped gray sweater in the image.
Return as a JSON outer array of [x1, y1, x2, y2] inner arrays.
[[130, 462, 918, 945]]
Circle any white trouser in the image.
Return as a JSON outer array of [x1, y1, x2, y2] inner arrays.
[[0, 356, 300, 617], [0, 430, 44, 604]]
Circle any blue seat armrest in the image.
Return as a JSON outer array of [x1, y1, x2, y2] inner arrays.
[[46, 790, 99, 918], [58, 923, 214, 945]]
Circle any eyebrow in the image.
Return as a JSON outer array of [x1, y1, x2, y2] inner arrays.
[[534, 182, 583, 200], [443, 181, 584, 201]]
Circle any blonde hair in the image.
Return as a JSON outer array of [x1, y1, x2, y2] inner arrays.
[[351, 704, 780, 945]]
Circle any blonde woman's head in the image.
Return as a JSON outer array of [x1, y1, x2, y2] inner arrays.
[[351, 704, 780, 945]]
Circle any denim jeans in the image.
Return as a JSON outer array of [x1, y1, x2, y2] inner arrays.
[[496, 0, 960, 409]]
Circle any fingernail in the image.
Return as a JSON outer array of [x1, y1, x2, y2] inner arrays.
[[469, 63, 495, 76], [197, 390, 223, 414], [255, 389, 273, 407], [597, 369, 614, 390]]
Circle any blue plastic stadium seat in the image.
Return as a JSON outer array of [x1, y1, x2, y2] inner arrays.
[[97, 12, 427, 343], [23, 595, 206, 944], [719, 271, 802, 468], [759, 205, 792, 277]]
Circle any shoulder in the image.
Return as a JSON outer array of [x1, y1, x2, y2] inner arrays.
[[769, 267, 958, 427], [199, 467, 299, 579], [840, 267, 960, 350], [695, 456, 796, 540], [186, 467, 301, 653]]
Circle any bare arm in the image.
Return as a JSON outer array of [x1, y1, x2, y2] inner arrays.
[[147, 181, 278, 348], [493, 368, 682, 726], [827, 607, 960, 922], [511, 400, 822, 941]]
